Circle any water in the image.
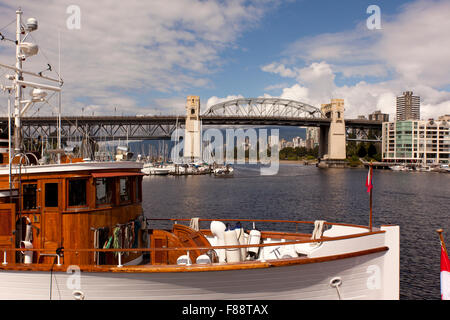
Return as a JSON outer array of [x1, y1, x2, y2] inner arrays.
[[141, 164, 450, 300]]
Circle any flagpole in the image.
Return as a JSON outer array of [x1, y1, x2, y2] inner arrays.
[[437, 229, 448, 256], [369, 162, 373, 232]]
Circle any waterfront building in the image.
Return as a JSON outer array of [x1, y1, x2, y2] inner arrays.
[[369, 110, 389, 122], [396, 91, 420, 121], [292, 136, 305, 148], [306, 127, 319, 150], [382, 119, 450, 164]]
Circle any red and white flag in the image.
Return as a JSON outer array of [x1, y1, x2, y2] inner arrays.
[[441, 246, 450, 300], [365, 165, 373, 193]]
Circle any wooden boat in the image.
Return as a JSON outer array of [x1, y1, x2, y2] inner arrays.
[[0, 9, 399, 300]]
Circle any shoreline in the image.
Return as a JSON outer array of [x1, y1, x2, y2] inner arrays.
[[279, 159, 318, 165]]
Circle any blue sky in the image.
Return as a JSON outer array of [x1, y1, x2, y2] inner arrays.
[[0, 0, 449, 119], [202, 0, 398, 96]]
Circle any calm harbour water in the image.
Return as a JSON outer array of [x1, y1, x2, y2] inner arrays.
[[141, 164, 450, 300]]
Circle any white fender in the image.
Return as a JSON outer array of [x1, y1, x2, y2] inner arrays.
[[224, 229, 241, 263], [210, 221, 226, 263], [247, 229, 261, 257], [234, 226, 247, 259]]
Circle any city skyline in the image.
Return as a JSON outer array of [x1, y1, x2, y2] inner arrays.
[[0, 0, 449, 120]]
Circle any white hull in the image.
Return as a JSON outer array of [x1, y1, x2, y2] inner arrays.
[[389, 165, 408, 171], [142, 166, 170, 175], [0, 225, 399, 300], [0, 251, 388, 300]]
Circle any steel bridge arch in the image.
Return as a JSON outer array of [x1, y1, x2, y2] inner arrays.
[[203, 98, 324, 118]]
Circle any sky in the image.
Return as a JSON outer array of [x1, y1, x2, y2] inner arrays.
[[0, 0, 449, 120]]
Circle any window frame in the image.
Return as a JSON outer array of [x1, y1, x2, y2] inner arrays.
[[21, 181, 39, 212], [44, 182, 60, 208], [95, 177, 115, 207], [67, 178, 89, 208], [118, 176, 132, 204]]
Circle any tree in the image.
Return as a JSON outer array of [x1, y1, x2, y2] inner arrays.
[[357, 144, 367, 158], [367, 143, 377, 158]]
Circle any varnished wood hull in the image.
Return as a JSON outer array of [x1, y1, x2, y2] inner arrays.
[[0, 250, 391, 300]]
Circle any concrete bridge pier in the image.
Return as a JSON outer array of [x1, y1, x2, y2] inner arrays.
[[318, 99, 347, 168], [183, 95, 202, 163]]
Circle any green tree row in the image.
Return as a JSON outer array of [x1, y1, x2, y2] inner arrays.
[[279, 146, 319, 160]]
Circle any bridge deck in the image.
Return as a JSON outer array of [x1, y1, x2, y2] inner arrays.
[[0, 116, 382, 141]]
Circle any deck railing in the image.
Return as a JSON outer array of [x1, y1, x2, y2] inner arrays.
[[0, 218, 381, 268]]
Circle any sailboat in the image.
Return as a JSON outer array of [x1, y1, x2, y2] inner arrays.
[[0, 9, 399, 300]]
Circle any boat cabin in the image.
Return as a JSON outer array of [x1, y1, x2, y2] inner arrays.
[[0, 162, 144, 266]]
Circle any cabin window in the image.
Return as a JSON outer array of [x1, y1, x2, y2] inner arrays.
[[119, 177, 131, 202], [96, 178, 114, 206], [23, 183, 37, 210], [68, 179, 87, 207], [45, 183, 59, 207]]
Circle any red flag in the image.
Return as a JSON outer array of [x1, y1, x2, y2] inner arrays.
[[365, 165, 373, 193], [441, 246, 450, 300]]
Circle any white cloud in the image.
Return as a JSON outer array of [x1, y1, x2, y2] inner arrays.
[[260, 0, 450, 119], [0, 0, 279, 115], [264, 82, 290, 91], [206, 94, 245, 109], [279, 84, 309, 103], [377, 0, 450, 87], [261, 62, 297, 78]]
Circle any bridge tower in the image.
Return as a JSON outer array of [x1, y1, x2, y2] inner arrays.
[[183, 95, 202, 162], [319, 99, 346, 163]]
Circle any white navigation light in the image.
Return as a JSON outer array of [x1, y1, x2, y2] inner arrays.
[[26, 18, 38, 31], [30, 88, 47, 100], [19, 42, 39, 57]]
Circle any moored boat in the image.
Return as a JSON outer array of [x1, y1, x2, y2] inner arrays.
[[0, 9, 400, 301], [142, 162, 170, 175], [213, 164, 234, 176]]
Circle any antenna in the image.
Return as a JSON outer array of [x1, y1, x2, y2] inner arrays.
[[6, 9, 61, 160], [57, 29, 61, 164]]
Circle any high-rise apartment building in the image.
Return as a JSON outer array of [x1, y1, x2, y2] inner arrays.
[[305, 127, 319, 150], [369, 110, 389, 122], [396, 91, 420, 121]]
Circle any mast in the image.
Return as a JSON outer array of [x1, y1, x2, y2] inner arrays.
[[3, 8, 62, 162], [13, 8, 23, 155], [57, 29, 61, 164], [8, 93, 12, 189]]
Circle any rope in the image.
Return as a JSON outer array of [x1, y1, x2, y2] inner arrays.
[[0, 19, 16, 32], [112, 227, 121, 257], [93, 229, 98, 263], [189, 217, 199, 231], [308, 220, 326, 248], [311, 220, 325, 240]]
